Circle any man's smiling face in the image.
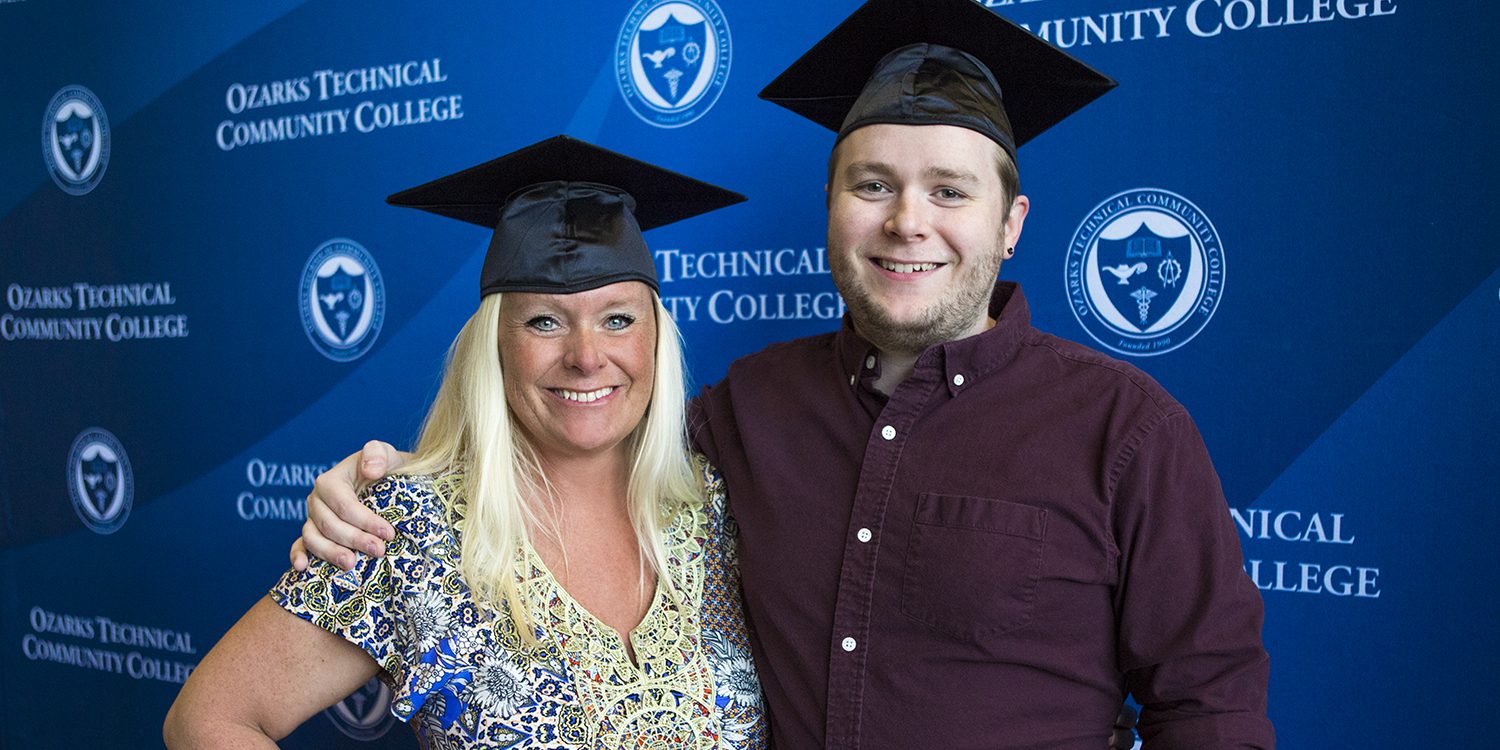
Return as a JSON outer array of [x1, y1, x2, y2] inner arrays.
[[827, 123, 1027, 355]]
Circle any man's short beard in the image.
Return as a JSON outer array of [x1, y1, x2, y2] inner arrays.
[[831, 248, 1002, 356]]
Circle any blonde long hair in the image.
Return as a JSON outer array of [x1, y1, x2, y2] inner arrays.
[[398, 291, 699, 636]]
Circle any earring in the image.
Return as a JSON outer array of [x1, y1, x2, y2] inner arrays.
[[1002, 246, 1015, 259]]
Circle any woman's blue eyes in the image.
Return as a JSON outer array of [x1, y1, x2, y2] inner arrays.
[[525, 314, 635, 331]]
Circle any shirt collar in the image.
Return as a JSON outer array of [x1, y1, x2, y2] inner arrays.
[[835, 281, 1031, 396]]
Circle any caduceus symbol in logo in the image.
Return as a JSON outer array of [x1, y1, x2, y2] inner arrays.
[[1130, 287, 1158, 325]]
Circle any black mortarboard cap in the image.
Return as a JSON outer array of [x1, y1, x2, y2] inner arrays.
[[386, 135, 745, 297], [758, 0, 1116, 158]]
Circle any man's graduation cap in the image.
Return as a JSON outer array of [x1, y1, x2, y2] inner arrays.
[[387, 135, 745, 297], [758, 0, 1117, 159]]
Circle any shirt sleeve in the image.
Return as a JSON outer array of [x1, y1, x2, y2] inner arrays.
[[1110, 410, 1276, 750], [691, 374, 755, 472], [268, 476, 417, 714], [695, 455, 769, 750]]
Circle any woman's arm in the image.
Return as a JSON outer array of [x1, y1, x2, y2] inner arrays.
[[163, 596, 380, 749]]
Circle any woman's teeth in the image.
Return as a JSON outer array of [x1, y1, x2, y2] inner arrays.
[[555, 386, 615, 403]]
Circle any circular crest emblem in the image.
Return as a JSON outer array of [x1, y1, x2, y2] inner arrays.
[[1065, 188, 1226, 357], [616, 0, 731, 128], [67, 427, 133, 534], [323, 677, 396, 740], [299, 238, 385, 362], [42, 85, 111, 196]]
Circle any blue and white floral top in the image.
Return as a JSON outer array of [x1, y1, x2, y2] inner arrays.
[[270, 457, 766, 749]]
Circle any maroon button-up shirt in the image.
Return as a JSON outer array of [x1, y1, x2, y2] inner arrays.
[[691, 283, 1272, 750]]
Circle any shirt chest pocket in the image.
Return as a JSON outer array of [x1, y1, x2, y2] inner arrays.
[[899, 493, 1047, 641]]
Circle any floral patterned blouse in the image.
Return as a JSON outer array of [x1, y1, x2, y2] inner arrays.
[[270, 458, 766, 749]]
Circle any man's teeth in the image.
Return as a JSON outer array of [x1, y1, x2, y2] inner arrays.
[[877, 260, 939, 273], [555, 386, 615, 403]]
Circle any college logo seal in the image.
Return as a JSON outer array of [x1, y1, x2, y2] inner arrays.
[[299, 238, 385, 362], [1065, 188, 1225, 357], [42, 85, 111, 196], [323, 677, 396, 740], [67, 427, 133, 534], [616, 0, 731, 128]]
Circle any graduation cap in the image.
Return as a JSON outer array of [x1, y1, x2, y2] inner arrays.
[[758, 0, 1117, 159], [387, 135, 745, 297]]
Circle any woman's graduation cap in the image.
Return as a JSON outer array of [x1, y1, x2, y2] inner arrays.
[[386, 135, 745, 298], [758, 0, 1117, 159]]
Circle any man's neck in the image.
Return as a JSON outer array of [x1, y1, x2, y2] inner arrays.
[[870, 350, 918, 395], [868, 316, 998, 395]]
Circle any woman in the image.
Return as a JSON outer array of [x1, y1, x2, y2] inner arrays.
[[164, 136, 764, 749]]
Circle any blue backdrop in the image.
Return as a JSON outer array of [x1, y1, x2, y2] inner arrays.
[[2, 0, 1497, 747]]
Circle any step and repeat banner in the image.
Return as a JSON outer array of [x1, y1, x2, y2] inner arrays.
[[2, 0, 1496, 747]]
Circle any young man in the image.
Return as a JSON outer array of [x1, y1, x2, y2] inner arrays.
[[294, 0, 1272, 746]]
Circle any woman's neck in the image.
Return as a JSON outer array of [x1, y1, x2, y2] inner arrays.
[[535, 446, 632, 519]]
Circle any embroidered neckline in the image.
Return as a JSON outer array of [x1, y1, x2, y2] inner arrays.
[[516, 537, 674, 673]]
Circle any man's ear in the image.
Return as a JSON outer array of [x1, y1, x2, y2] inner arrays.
[[1003, 194, 1030, 248]]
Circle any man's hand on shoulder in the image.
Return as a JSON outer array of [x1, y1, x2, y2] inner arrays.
[[289, 440, 408, 572]]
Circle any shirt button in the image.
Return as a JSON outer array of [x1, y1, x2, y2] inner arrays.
[[953, 373, 965, 387], [881, 425, 896, 440], [865, 355, 877, 370], [841, 637, 857, 652], [856, 527, 872, 543], [849, 374, 855, 386]]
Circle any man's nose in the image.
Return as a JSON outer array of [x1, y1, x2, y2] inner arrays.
[[884, 191, 930, 241]]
